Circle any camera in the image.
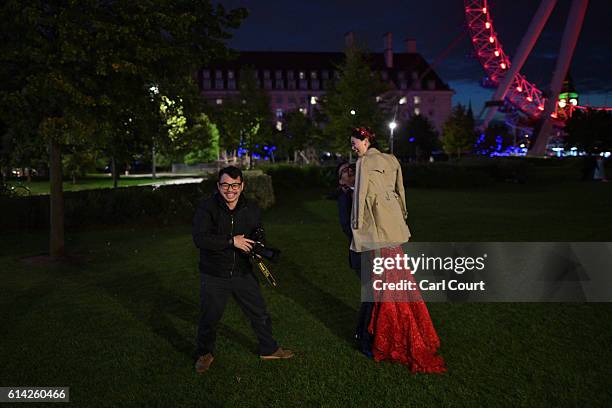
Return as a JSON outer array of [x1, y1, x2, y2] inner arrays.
[[249, 227, 281, 262]]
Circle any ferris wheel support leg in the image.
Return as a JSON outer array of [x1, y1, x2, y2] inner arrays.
[[481, 0, 557, 131], [529, 0, 589, 156]]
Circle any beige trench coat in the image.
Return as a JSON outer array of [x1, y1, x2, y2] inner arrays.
[[350, 147, 411, 252]]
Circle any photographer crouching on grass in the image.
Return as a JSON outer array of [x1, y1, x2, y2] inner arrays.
[[192, 166, 293, 374]]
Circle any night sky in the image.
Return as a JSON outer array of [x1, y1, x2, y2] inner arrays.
[[218, 0, 611, 116]]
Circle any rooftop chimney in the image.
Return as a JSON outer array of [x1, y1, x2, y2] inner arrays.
[[383, 32, 393, 68], [405, 38, 417, 53], [345, 31, 355, 48]]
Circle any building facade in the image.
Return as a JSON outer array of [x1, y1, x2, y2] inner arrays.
[[198, 33, 454, 134]]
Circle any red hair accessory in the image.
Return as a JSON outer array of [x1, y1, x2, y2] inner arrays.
[[353, 127, 376, 141]]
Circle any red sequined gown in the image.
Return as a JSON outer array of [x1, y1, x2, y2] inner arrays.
[[368, 246, 447, 373]]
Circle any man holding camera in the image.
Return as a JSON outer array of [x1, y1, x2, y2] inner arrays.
[[192, 166, 293, 374]]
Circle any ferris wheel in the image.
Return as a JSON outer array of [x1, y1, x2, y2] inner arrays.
[[464, 0, 590, 155]]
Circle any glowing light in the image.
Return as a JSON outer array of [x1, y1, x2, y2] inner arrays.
[[485, 22, 491, 29], [494, 50, 500, 57], [519, 144, 525, 148], [388, 121, 397, 130], [500, 63, 507, 69], [350, 109, 356, 115], [516, 86, 522, 92], [216, 98, 223, 105], [276, 121, 283, 131], [569, 98, 578, 106], [482, 7, 487, 13], [538, 105, 544, 111], [558, 99, 567, 108], [489, 36, 495, 43], [526, 96, 533, 102], [399, 96, 407, 105], [310, 96, 318, 105], [550, 113, 557, 118]]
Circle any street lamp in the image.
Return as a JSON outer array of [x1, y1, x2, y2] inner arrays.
[[350, 109, 356, 115], [389, 121, 397, 154]]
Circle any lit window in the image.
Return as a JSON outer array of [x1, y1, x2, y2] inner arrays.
[[413, 95, 421, 104], [399, 96, 407, 105], [228, 70, 234, 79], [414, 107, 420, 115], [276, 121, 283, 131], [310, 96, 318, 105], [216, 98, 223, 105], [276, 109, 283, 118], [299, 71, 305, 79], [311, 71, 317, 79]]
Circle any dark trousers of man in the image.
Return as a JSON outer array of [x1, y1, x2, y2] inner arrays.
[[352, 250, 373, 354], [196, 272, 278, 357]]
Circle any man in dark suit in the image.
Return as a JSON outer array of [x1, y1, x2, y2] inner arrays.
[[336, 162, 373, 357]]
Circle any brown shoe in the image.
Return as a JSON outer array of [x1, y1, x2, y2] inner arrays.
[[195, 353, 214, 374], [260, 347, 294, 360]]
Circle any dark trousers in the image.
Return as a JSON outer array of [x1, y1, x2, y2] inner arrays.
[[354, 265, 374, 354], [196, 272, 278, 356]]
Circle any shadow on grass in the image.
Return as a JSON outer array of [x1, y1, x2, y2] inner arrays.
[[95, 273, 259, 360], [279, 259, 358, 346]]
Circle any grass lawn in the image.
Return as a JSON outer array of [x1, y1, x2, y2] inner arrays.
[[5, 174, 192, 195], [1, 179, 611, 407]]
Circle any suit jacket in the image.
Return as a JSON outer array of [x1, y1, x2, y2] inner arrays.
[[337, 188, 361, 271], [350, 147, 411, 252]]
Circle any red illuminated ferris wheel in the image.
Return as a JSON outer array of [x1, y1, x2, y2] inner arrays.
[[464, 0, 590, 155]]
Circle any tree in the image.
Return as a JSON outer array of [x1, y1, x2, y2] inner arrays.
[[441, 104, 476, 159], [473, 122, 513, 156], [394, 114, 439, 162], [564, 109, 612, 154], [281, 110, 321, 162], [211, 67, 271, 167], [0, 1, 247, 258], [183, 113, 220, 164], [321, 45, 389, 153]]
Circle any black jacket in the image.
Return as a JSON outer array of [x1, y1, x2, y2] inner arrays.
[[192, 192, 264, 277], [337, 188, 361, 272]]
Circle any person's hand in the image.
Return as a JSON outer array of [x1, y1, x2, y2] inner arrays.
[[233, 235, 255, 253]]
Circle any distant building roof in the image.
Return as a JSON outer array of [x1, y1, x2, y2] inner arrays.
[[203, 51, 451, 91]]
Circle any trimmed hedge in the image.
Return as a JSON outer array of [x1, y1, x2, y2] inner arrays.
[[260, 164, 337, 189], [0, 172, 275, 230], [261, 159, 533, 190]]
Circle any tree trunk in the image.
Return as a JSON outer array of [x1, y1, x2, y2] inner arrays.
[[111, 156, 118, 188], [49, 140, 65, 258], [151, 143, 156, 179]]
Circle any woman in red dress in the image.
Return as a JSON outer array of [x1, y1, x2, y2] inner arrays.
[[350, 127, 446, 373]]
